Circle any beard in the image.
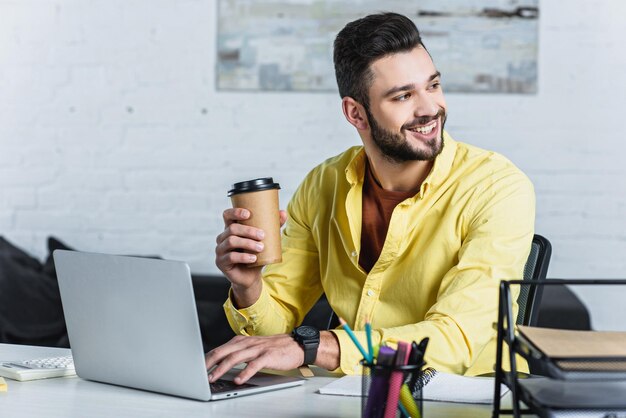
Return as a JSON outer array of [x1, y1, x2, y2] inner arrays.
[[365, 107, 447, 163]]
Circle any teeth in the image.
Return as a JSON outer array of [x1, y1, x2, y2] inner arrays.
[[409, 121, 436, 134]]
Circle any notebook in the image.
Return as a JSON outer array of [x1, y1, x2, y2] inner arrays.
[[318, 367, 509, 404], [517, 325, 626, 378], [517, 326, 626, 360], [53, 250, 304, 401]]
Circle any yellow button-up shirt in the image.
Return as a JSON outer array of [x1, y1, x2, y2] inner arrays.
[[224, 133, 535, 376]]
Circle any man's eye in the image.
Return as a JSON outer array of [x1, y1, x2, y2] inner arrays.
[[430, 82, 441, 90], [395, 93, 411, 101]]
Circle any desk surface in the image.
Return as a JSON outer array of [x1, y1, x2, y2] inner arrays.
[[0, 343, 505, 418]]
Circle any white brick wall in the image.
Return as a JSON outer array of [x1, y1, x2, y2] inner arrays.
[[1, 1, 626, 326]]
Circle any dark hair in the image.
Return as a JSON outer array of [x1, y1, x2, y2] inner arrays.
[[333, 12, 425, 108]]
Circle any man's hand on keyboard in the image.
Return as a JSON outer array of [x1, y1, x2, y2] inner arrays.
[[205, 334, 304, 385]]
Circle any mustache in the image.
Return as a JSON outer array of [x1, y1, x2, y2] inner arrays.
[[403, 108, 446, 129]]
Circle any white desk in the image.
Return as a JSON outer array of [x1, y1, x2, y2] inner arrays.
[[0, 343, 506, 417]]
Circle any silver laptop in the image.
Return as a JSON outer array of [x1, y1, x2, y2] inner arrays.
[[53, 250, 304, 401]]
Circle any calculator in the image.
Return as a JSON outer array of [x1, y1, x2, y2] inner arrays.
[[0, 355, 76, 381]]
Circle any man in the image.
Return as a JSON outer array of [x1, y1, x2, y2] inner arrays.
[[206, 12, 534, 384]]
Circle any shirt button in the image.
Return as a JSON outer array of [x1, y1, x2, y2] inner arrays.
[[367, 290, 374, 297], [351, 251, 358, 257]]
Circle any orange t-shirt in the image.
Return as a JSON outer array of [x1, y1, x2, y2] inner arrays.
[[359, 160, 417, 273]]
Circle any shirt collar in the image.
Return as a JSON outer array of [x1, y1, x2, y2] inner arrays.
[[419, 131, 457, 198], [345, 147, 367, 186], [344, 131, 458, 197]]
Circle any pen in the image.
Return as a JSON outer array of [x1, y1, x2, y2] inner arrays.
[[417, 337, 429, 356], [398, 403, 415, 418], [408, 341, 422, 393], [399, 383, 420, 418], [408, 338, 429, 393], [373, 343, 380, 360], [339, 318, 373, 363], [409, 341, 420, 365], [384, 341, 411, 418], [398, 401, 410, 418], [364, 345, 395, 418]]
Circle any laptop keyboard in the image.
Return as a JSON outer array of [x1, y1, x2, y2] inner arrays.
[[210, 378, 256, 393], [1, 352, 259, 393]]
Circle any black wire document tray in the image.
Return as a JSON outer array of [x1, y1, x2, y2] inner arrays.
[[518, 378, 626, 410], [492, 279, 626, 418]]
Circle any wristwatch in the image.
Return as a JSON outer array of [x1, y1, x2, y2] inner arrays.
[[291, 326, 320, 366]]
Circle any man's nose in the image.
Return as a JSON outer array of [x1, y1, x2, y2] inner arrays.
[[413, 94, 439, 119]]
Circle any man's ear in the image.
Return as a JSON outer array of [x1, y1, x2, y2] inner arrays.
[[341, 97, 369, 131]]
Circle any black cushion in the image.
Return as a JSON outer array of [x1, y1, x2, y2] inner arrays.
[[0, 237, 42, 271], [42, 236, 75, 277], [191, 274, 234, 351], [536, 285, 591, 330], [0, 237, 67, 346]]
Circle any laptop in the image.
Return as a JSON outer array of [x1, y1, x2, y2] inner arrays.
[[53, 250, 304, 401]]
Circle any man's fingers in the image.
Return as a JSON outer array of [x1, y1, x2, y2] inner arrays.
[[216, 223, 265, 245], [222, 208, 250, 226], [208, 346, 263, 383], [205, 336, 266, 378], [215, 235, 260, 269], [205, 336, 247, 369], [206, 335, 302, 386], [216, 251, 257, 269], [219, 234, 264, 254], [234, 359, 266, 384]]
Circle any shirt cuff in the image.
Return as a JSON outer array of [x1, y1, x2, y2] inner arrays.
[[330, 329, 370, 375], [223, 285, 272, 336]]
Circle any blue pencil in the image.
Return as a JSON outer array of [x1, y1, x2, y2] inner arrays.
[[365, 319, 374, 362], [339, 318, 373, 363]]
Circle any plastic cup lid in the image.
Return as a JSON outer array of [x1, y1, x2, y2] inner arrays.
[[228, 177, 281, 196]]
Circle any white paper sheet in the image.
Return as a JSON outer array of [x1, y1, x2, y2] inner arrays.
[[317, 371, 509, 404]]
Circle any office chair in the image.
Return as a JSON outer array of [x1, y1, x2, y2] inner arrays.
[[325, 234, 552, 330], [516, 234, 552, 326]]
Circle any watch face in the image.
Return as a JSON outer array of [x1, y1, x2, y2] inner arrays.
[[298, 327, 318, 337]]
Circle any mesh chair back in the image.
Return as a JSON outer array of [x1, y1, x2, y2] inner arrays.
[[516, 234, 552, 325]]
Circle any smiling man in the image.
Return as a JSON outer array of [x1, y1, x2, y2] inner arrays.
[[207, 12, 535, 383]]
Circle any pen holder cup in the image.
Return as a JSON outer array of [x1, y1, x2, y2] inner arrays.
[[361, 361, 425, 418]]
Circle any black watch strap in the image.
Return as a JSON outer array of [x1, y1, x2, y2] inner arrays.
[[292, 326, 320, 366], [302, 340, 317, 365]]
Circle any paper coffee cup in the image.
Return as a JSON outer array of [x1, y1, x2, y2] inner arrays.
[[228, 178, 282, 267]]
